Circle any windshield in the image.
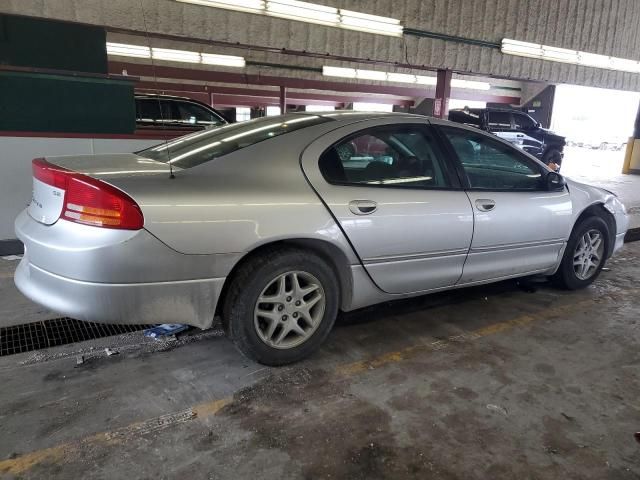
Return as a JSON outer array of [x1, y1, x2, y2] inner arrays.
[[137, 114, 332, 168]]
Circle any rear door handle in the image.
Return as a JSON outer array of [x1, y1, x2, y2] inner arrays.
[[349, 200, 378, 215], [475, 199, 496, 212]]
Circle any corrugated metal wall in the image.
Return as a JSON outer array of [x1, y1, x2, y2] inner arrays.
[[1, 0, 639, 90]]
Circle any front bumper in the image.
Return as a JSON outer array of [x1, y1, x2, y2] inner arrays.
[[15, 257, 224, 329]]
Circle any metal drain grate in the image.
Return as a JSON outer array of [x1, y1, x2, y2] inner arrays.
[[0, 318, 148, 356]]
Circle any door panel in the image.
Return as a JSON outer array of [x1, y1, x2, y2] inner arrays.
[[316, 186, 473, 293], [300, 119, 474, 294], [461, 190, 572, 282], [437, 123, 574, 283]]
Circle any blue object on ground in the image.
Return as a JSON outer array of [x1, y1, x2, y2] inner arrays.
[[144, 324, 190, 338]]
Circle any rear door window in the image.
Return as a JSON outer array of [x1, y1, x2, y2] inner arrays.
[[513, 113, 536, 130], [136, 99, 173, 124], [319, 125, 452, 188], [175, 101, 224, 126], [487, 111, 512, 130]]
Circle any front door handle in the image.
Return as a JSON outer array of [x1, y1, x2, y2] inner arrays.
[[475, 199, 496, 212], [349, 200, 378, 215]]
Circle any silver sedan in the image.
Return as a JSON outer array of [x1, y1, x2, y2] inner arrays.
[[15, 113, 629, 365]]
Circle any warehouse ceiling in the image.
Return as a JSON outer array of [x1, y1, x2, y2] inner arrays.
[[1, 0, 639, 91]]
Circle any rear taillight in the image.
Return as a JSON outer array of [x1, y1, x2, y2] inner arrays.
[[32, 158, 144, 230]]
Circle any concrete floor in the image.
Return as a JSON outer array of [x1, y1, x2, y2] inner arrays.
[[0, 242, 639, 479]]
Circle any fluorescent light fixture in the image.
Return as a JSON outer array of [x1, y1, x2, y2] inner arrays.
[[502, 38, 640, 74], [610, 58, 640, 73], [266, 0, 339, 25], [578, 52, 612, 69], [201, 53, 246, 67], [356, 69, 387, 81], [106, 42, 245, 68], [322, 65, 490, 90], [353, 102, 393, 112], [176, 0, 402, 36], [501, 39, 543, 58], [339, 9, 403, 36], [542, 46, 578, 63], [451, 79, 491, 90], [387, 72, 416, 84], [415, 75, 438, 85], [176, 0, 264, 14], [152, 47, 201, 63], [106, 42, 151, 58], [305, 104, 335, 112], [323, 66, 357, 78]]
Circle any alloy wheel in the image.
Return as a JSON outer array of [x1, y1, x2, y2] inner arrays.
[[253, 271, 326, 349], [573, 229, 605, 280]]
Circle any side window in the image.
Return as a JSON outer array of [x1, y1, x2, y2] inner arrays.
[[136, 99, 160, 122], [176, 102, 222, 125], [487, 111, 511, 129], [319, 126, 452, 188], [135, 99, 173, 123], [513, 113, 536, 130], [440, 126, 544, 191]]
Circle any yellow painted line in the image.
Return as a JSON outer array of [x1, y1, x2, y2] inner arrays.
[[335, 299, 593, 376], [0, 397, 231, 475], [0, 295, 615, 475]]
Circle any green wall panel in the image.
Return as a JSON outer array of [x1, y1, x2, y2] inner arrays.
[[0, 71, 136, 134], [0, 14, 107, 74]]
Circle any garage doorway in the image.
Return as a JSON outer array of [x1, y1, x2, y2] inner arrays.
[[551, 84, 640, 180]]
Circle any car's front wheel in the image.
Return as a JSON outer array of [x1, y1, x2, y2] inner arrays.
[[552, 216, 609, 290], [223, 247, 339, 365]]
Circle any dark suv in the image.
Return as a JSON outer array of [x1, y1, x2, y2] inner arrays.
[[135, 94, 227, 132], [448, 107, 566, 168]]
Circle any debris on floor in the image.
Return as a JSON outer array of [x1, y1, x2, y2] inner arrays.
[[486, 404, 508, 416], [143, 324, 190, 339], [105, 348, 119, 356]]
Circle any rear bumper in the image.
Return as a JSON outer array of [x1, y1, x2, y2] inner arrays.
[[13, 209, 234, 329], [14, 257, 224, 329]]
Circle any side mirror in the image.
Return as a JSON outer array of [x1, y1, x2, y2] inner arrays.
[[546, 171, 566, 191]]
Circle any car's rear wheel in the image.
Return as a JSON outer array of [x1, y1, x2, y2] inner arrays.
[[222, 247, 339, 365], [552, 216, 609, 290]]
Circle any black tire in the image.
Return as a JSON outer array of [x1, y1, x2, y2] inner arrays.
[[222, 247, 339, 366], [552, 216, 609, 290], [543, 148, 563, 169]]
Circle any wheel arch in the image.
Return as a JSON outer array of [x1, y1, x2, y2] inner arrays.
[[573, 202, 616, 258], [215, 237, 354, 319]]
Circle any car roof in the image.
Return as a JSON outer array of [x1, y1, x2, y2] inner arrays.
[[312, 111, 429, 125], [135, 93, 206, 103]]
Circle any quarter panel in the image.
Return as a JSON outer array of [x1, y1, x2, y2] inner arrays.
[[101, 119, 361, 263], [15, 210, 240, 282]]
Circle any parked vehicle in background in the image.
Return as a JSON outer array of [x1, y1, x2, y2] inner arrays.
[[135, 93, 228, 132], [14, 113, 628, 365], [568, 135, 627, 151], [449, 107, 566, 170]]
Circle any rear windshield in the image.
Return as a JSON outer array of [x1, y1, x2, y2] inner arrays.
[[137, 114, 332, 168]]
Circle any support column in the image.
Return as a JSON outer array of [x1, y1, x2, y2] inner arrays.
[[622, 101, 640, 174], [433, 69, 452, 119], [279, 86, 287, 114]]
